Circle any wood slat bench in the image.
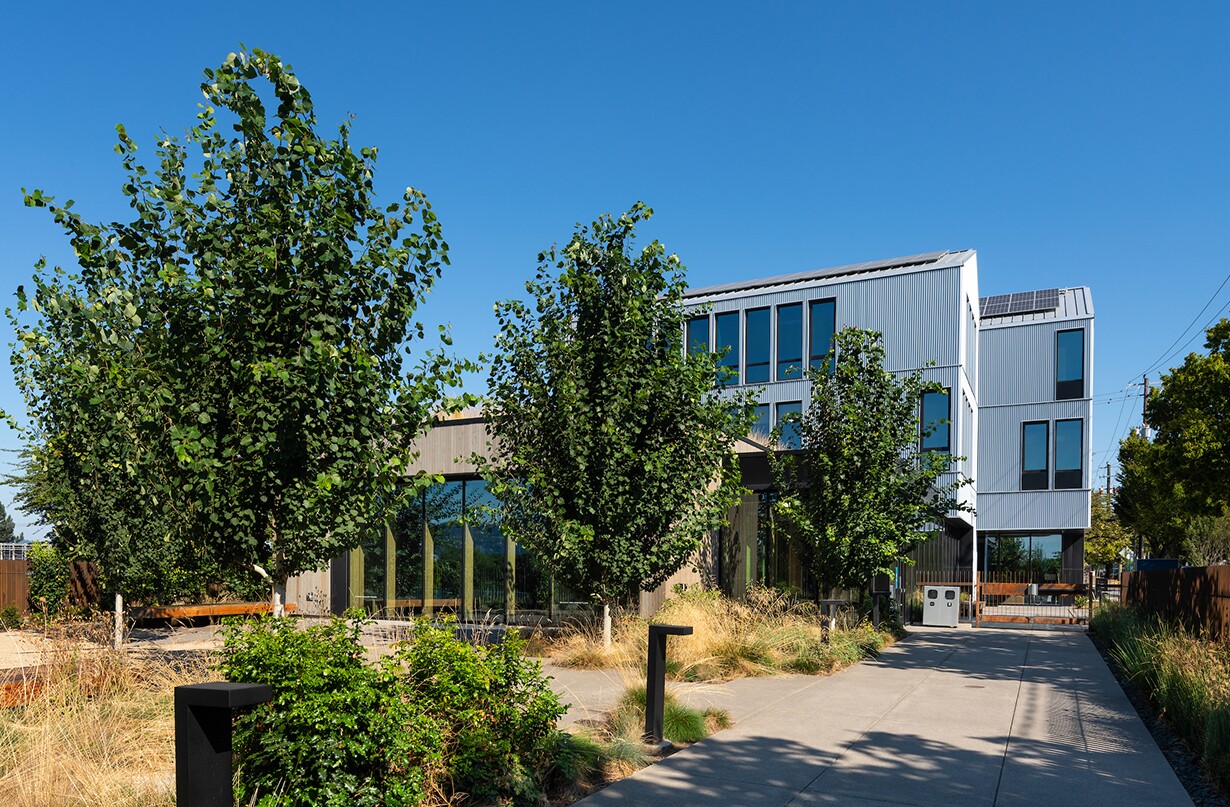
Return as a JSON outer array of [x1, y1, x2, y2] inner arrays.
[[129, 602, 298, 625]]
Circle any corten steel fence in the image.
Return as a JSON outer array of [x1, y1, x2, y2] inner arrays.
[[0, 560, 101, 615], [974, 569, 1091, 627], [0, 560, 29, 614], [1123, 567, 1230, 640]]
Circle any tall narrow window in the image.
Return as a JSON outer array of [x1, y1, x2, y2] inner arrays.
[[752, 404, 770, 438], [1021, 421, 1049, 491], [809, 299, 836, 372], [686, 315, 709, 357], [715, 311, 740, 386], [1056, 329, 1084, 400], [776, 401, 802, 449], [745, 308, 770, 384], [776, 303, 803, 380], [920, 389, 950, 452], [1054, 419, 1083, 489]]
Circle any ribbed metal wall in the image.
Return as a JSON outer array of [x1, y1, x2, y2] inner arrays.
[[977, 490, 1091, 532], [977, 400, 1091, 491], [979, 319, 1092, 406]]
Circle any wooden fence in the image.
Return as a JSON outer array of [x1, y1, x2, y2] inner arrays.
[[1123, 566, 1230, 640], [0, 560, 101, 615]]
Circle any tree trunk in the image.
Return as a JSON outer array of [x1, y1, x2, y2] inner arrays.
[[602, 602, 612, 649]]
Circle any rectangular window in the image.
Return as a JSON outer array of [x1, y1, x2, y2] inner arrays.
[[776, 401, 802, 449], [1056, 329, 1084, 400], [686, 315, 709, 357], [752, 404, 770, 438], [1021, 421, 1049, 491], [1054, 419, 1083, 489], [808, 299, 836, 372], [920, 389, 950, 452], [745, 308, 770, 384], [776, 303, 803, 380], [715, 311, 740, 386]]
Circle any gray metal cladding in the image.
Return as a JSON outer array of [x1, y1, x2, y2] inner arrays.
[[979, 318, 1092, 406], [978, 490, 1091, 531], [978, 401, 1090, 492]]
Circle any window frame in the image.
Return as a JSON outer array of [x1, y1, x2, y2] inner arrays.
[[808, 298, 837, 372], [1055, 328, 1085, 400], [744, 307, 771, 384], [685, 314, 710, 357], [776, 401, 803, 449], [1054, 418, 1083, 490], [919, 388, 951, 453], [1021, 420, 1049, 491], [776, 302, 803, 380], [715, 310, 740, 386]]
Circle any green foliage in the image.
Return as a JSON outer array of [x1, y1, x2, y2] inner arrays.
[[1183, 508, 1230, 567], [613, 685, 726, 744], [484, 204, 757, 608], [0, 604, 21, 629], [8, 48, 472, 601], [1085, 489, 1133, 567], [0, 501, 15, 543], [1092, 603, 1230, 791], [770, 328, 973, 595], [219, 615, 566, 806], [26, 542, 69, 615]]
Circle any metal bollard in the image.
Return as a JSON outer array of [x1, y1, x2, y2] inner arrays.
[[175, 682, 273, 807], [644, 624, 693, 744]]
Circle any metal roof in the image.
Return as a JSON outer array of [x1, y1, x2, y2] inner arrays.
[[684, 249, 974, 299], [978, 286, 1094, 326]]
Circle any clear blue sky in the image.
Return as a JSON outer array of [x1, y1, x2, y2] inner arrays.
[[1, 2, 1227, 538]]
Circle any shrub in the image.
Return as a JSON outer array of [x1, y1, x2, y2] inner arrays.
[[0, 604, 22, 630], [27, 543, 70, 616], [219, 615, 567, 807]]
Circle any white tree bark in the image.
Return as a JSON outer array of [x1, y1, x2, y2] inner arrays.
[[602, 602, 612, 649]]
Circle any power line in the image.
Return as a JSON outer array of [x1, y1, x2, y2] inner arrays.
[[1099, 388, 1134, 467], [1138, 271, 1230, 380]]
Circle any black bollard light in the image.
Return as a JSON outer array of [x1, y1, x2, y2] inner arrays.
[[644, 624, 693, 744], [175, 682, 273, 807]]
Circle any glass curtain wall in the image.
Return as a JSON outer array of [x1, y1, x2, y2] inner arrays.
[[350, 478, 567, 623]]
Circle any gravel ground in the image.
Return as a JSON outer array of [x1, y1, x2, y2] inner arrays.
[[1088, 630, 1230, 807]]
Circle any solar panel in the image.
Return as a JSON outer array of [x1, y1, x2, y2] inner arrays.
[[980, 288, 1063, 318]]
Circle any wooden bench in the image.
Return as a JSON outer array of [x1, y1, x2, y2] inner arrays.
[[129, 602, 298, 625]]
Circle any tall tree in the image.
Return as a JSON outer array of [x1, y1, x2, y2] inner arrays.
[[770, 328, 972, 597], [484, 204, 756, 646], [8, 49, 470, 606]]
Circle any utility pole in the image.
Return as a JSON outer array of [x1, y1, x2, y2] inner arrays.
[[1143, 375, 1152, 440], [1105, 462, 1112, 495]]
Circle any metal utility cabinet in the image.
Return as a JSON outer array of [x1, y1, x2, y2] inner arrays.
[[922, 586, 960, 627]]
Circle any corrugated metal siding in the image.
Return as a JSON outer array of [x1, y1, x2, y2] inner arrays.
[[978, 319, 1092, 406], [405, 419, 492, 476], [978, 401, 1091, 491], [978, 490, 1091, 531]]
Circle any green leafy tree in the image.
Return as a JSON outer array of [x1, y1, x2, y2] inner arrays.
[[8, 49, 470, 606], [1147, 319, 1230, 507], [0, 501, 15, 543], [1183, 509, 1230, 567], [1113, 432, 1185, 558], [770, 328, 972, 597], [484, 204, 756, 646], [1084, 489, 1133, 568]]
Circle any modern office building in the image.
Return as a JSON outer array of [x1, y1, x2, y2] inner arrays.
[[314, 249, 1093, 618]]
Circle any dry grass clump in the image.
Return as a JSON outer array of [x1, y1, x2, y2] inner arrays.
[[541, 586, 895, 682], [0, 618, 214, 807], [1094, 604, 1230, 792]]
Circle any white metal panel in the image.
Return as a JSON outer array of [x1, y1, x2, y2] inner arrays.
[[977, 490, 1091, 531]]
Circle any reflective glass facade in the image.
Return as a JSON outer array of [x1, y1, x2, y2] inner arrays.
[[777, 401, 802, 449], [776, 303, 803, 380], [745, 308, 771, 383], [1022, 421, 1048, 490], [920, 389, 950, 452], [808, 299, 836, 371], [1054, 419, 1083, 489], [716, 311, 740, 385], [1056, 329, 1084, 399]]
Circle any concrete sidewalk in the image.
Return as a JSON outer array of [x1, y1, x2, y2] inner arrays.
[[566, 626, 1192, 806]]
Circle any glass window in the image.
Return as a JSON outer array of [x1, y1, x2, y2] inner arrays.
[[809, 299, 836, 372], [745, 308, 770, 384], [391, 498, 424, 609], [686, 315, 709, 357], [1054, 419, 1083, 489], [752, 404, 770, 438], [776, 401, 802, 449], [920, 389, 950, 452], [425, 481, 464, 608], [1021, 421, 1049, 490], [776, 303, 803, 380], [1056, 329, 1084, 400], [463, 480, 508, 616], [715, 311, 739, 386]]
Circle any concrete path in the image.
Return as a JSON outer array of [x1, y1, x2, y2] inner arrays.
[[566, 626, 1192, 806]]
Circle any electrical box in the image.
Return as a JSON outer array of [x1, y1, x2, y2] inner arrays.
[[922, 586, 960, 628]]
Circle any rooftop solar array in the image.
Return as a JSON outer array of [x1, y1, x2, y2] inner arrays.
[[980, 288, 1061, 318]]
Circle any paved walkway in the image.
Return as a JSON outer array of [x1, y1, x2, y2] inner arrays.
[[560, 626, 1192, 806]]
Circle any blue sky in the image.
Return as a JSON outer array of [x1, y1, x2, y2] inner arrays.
[[1, 2, 1227, 537]]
